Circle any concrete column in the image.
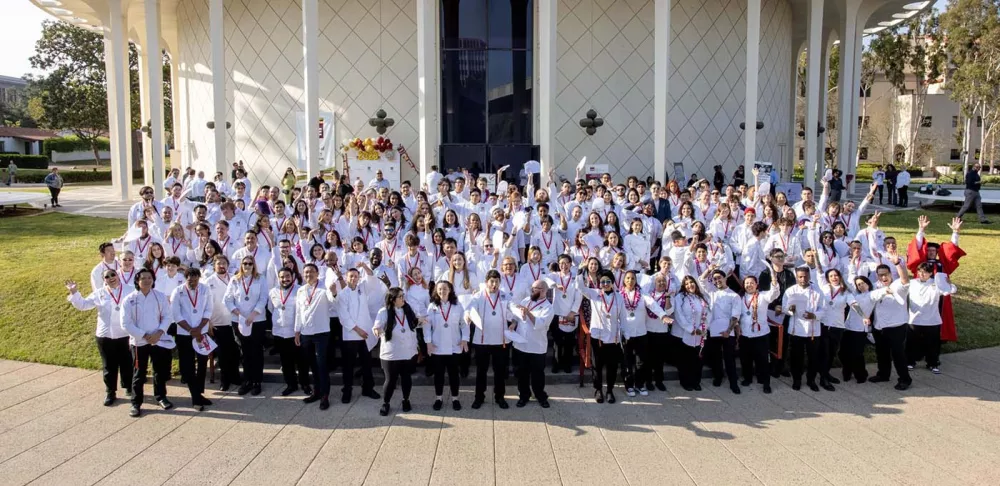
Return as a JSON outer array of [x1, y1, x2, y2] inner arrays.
[[837, 0, 861, 191], [209, 0, 228, 178], [538, 0, 556, 177], [104, 0, 131, 201], [169, 57, 182, 172], [786, 43, 801, 183], [138, 49, 153, 189], [803, 0, 823, 190], [143, 0, 166, 198], [744, 0, 760, 177], [654, 0, 671, 182], [302, 0, 320, 178], [815, 39, 830, 188], [416, 0, 438, 183]]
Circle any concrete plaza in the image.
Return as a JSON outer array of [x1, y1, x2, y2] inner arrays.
[[0, 348, 998, 485]]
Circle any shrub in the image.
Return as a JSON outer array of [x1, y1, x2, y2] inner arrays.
[[42, 136, 111, 159], [1, 154, 50, 169]]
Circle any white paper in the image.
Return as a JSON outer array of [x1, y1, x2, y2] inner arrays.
[[366, 331, 379, 352], [823, 169, 833, 182], [123, 226, 144, 242], [504, 329, 527, 344], [591, 198, 605, 210], [576, 156, 587, 171], [524, 160, 540, 174], [468, 306, 483, 328], [758, 182, 771, 195], [498, 164, 510, 173], [491, 231, 506, 250], [193, 335, 218, 356], [497, 180, 509, 195], [237, 315, 252, 336], [511, 211, 527, 229], [787, 295, 809, 316]]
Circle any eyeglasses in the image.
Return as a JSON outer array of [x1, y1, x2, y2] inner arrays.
[[773, 255, 786, 260], [242, 263, 253, 267], [104, 275, 117, 280], [122, 258, 134, 262], [599, 279, 613, 285]]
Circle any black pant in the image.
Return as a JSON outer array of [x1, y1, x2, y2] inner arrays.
[[887, 181, 897, 205], [676, 342, 703, 388], [432, 354, 460, 397], [789, 335, 820, 385], [768, 320, 789, 375], [739, 335, 770, 386], [907, 325, 942, 368], [381, 358, 413, 403], [327, 318, 343, 369], [341, 339, 375, 395], [301, 332, 330, 398], [212, 325, 241, 387], [622, 335, 648, 389], [592, 340, 623, 392], [48, 186, 61, 205], [897, 185, 908, 207], [706, 335, 739, 387], [820, 326, 844, 380], [131, 344, 172, 406], [96, 336, 132, 394], [873, 325, 911, 385], [473, 344, 509, 401], [176, 334, 208, 397], [235, 321, 266, 385], [841, 330, 869, 381], [551, 318, 576, 372], [875, 185, 884, 204], [275, 335, 311, 389], [645, 332, 670, 384], [515, 349, 547, 401]]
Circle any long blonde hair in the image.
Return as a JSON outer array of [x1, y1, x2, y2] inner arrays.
[[234, 256, 260, 279], [448, 252, 472, 291]]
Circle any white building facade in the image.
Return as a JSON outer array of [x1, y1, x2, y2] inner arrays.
[[30, 0, 933, 200]]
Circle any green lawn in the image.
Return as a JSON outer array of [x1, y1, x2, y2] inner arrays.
[[0, 210, 997, 370]]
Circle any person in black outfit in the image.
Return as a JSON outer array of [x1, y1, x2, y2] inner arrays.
[[757, 249, 796, 378], [828, 169, 844, 202], [956, 162, 992, 224], [885, 164, 898, 206], [732, 166, 746, 188], [713, 165, 725, 192]]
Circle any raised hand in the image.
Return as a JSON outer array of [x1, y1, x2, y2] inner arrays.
[[949, 217, 963, 233], [887, 248, 901, 265], [917, 215, 930, 232], [65, 280, 78, 294]]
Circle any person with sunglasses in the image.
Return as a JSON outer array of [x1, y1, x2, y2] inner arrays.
[[758, 248, 795, 378], [224, 256, 269, 396], [128, 186, 164, 228], [120, 268, 175, 417], [577, 269, 626, 403]]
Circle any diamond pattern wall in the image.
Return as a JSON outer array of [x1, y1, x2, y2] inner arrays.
[[175, 0, 419, 187], [554, 0, 791, 181]]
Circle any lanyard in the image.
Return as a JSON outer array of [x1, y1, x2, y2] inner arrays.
[[136, 236, 151, 255], [107, 284, 123, 307], [542, 231, 553, 251], [527, 263, 540, 281], [622, 288, 640, 311], [185, 286, 199, 308], [442, 303, 453, 322], [305, 283, 320, 306], [744, 293, 759, 331], [600, 292, 614, 313], [241, 276, 255, 298], [504, 274, 516, 292], [279, 286, 293, 306]]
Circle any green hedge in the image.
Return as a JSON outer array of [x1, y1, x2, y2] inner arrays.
[[792, 163, 924, 181], [42, 136, 111, 159], [1, 154, 50, 169], [3, 168, 142, 184]]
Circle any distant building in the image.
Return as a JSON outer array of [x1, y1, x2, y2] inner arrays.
[[0, 75, 28, 106], [0, 127, 58, 156]]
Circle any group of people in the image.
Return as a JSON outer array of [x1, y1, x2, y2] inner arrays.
[[66, 162, 966, 418]]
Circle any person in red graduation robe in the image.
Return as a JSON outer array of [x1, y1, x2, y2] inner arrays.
[[906, 216, 965, 342]]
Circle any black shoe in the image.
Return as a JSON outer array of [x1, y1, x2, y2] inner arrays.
[[516, 398, 529, 408], [682, 385, 694, 392], [199, 397, 213, 406], [655, 382, 666, 391], [868, 376, 890, 383], [362, 390, 381, 400], [495, 398, 509, 409], [820, 382, 836, 392], [433, 399, 443, 411], [856, 375, 868, 384], [379, 403, 390, 416], [194, 404, 205, 412], [807, 382, 820, 392], [452, 400, 462, 411], [981, 220, 992, 224], [712, 378, 723, 387], [124, 389, 133, 398], [740, 379, 752, 387], [826, 376, 841, 385], [237, 383, 252, 395], [770, 370, 781, 378], [129, 405, 141, 417], [692, 384, 702, 391], [251, 384, 262, 396], [219, 383, 231, 392], [471, 399, 484, 409], [104, 393, 116, 407], [402, 399, 412, 412], [731, 385, 741, 395], [319, 397, 330, 410], [645, 382, 654, 391], [780, 370, 791, 378], [594, 390, 605, 403], [303, 394, 321, 404], [158, 398, 174, 410], [606, 391, 616, 404], [281, 386, 298, 397], [302, 386, 313, 396], [762, 385, 772, 394], [539, 399, 550, 408], [792, 381, 802, 391], [842, 371, 852, 382], [894, 382, 911, 391], [341, 393, 352, 404]]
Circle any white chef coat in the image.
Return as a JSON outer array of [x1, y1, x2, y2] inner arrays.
[[817, 283, 855, 329], [268, 284, 298, 339], [579, 286, 625, 344], [68, 285, 130, 339], [510, 297, 553, 354], [737, 286, 780, 338], [169, 283, 214, 336], [465, 289, 513, 346], [203, 274, 233, 327], [425, 302, 469, 355], [702, 283, 742, 337], [908, 275, 956, 326], [644, 290, 675, 333], [120, 289, 175, 349], [231, 245, 272, 276], [671, 293, 710, 347], [338, 284, 374, 341], [870, 280, 909, 329], [782, 284, 828, 338], [223, 274, 269, 335], [373, 307, 419, 360], [543, 271, 584, 332], [294, 282, 335, 336], [618, 287, 669, 339]]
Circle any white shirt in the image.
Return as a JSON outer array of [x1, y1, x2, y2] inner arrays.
[[294, 282, 335, 335], [120, 289, 175, 349], [738, 287, 780, 338], [896, 170, 911, 186], [671, 293, 710, 347], [782, 284, 828, 338], [908, 275, 956, 326], [268, 285, 298, 338], [231, 245, 272, 276], [510, 297, 553, 354], [203, 273, 233, 327], [338, 285, 374, 341], [579, 286, 625, 344], [374, 307, 419, 360], [465, 290, 513, 346], [223, 274, 269, 335], [817, 283, 855, 329], [68, 285, 130, 339], [619, 287, 669, 339], [169, 283, 214, 336], [870, 280, 909, 329], [702, 283, 742, 337], [425, 302, 469, 355]]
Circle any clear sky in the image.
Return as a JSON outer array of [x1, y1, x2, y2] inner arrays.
[[0, 0, 953, 80]]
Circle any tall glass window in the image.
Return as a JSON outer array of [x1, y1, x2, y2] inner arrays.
[[441, 0, 534, 173]]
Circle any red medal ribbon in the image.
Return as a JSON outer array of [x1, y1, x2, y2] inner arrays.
[[108, 284, 123, 307], [744, 293, 759, 331], [241, 276, 255, 299], [185, 286, 199, 308], [305, 283, 320, 306], [279, 286, 293, 306]]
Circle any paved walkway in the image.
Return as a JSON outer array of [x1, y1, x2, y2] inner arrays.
[[0, 348, 998, 485]]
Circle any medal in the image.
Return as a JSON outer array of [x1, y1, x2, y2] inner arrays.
[[395, 312, 406, 333], [115, 306, 120, 311], [492, 311, 497, 316], [562, 294, 567, 299], [629, 312, 635, 318], [241, 275, 255, 302], [486, 291, 500, 319], [244, 296, 250, 301]]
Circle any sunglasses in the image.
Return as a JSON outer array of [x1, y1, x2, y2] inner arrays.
[[600, 279, 613, 285], [122, 258, 134, 262], [104, 275, 117, 280]]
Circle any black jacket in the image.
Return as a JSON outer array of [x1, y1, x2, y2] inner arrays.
[[757, 266, 795, 310]]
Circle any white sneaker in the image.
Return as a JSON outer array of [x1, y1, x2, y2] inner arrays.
[[906, 365, 914, 371], [626, 388, 636, 397], [638, 387, 649, 396], [931, 367, 941, 374]]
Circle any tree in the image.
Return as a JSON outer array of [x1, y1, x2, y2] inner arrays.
[[26, 20, 174, 165], [856, 49, 878, 167], [941, 0, 1000, 172]]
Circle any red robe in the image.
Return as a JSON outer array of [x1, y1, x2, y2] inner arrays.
[[906, 237, 965, 342]]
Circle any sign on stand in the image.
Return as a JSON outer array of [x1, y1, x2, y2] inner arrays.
[[295, 111, 335, 170]]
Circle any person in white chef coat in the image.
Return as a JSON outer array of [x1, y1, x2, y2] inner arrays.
[[464, 270, 514, 409], [269, 268, 311, 397], [224, 255, 269, 396], [425, 281, 469, 411], [295, 264, 336, 410], [170, 267, 215, 411], [120, 268, 175, 418], [373, 287, 421, 416], [66, 269, 134, 406], [510, 280, 554, 408]]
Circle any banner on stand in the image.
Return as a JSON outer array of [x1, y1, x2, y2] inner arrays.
[[295, 111, 335, 170]]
